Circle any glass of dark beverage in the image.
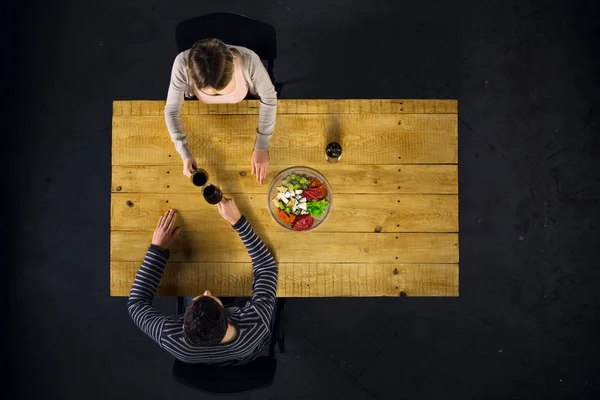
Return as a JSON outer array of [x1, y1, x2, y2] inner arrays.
[[203, 184, 223, 205], [191, 168, 209, 187], [325, 141, 343, 163]]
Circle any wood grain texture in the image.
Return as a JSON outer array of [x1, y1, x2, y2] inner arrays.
[[112, 99, 458, 116], [111, 165, 458, 194], [112, 113, 457, 165], [110, 262, 458, 297], [110, 231, 459, 264], [111, 99, 459, 297], [111, 193, 458, 233]]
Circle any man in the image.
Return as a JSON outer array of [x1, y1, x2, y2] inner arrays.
[[128, 198, 278, 366]]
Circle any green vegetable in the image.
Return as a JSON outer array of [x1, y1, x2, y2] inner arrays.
[[285, 173, 312, 190], [279, 201, 286, 210], [306, 200, 329, 217]]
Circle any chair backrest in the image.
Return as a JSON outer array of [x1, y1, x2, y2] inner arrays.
[[175, 13, 277, 62], [172, 299, 281, 394], [172, 356, 277, 394]]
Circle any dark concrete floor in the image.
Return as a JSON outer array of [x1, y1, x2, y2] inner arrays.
[[9, 0, 600, 399]]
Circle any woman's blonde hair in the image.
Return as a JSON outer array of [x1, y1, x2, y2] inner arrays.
[[188, 38, 238, 90]]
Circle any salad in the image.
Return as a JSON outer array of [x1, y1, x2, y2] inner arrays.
[[271, 173, 329, 231]]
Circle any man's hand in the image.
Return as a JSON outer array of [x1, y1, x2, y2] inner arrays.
[[152, 209, 182, 250], [251, 149, 269, 185], [216, 197, 242, 225], [182, 157, 198, 177]]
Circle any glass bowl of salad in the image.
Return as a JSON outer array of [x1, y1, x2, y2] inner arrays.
[[267, 166, 332, 231]]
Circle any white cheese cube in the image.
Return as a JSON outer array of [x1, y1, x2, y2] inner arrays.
[[298, 202, 307, 210], [295, 190, 303, 195]]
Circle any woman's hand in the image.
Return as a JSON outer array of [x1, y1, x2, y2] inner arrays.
[[183, 157, 198, 177], [251, 149, 270, 185], [152, 209, 182, 250], [216, 197, 242, 226]]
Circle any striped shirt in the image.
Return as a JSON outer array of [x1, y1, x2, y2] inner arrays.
[[128, 216, 278, 366]]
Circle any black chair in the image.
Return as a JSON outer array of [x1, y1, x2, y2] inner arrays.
[[172, 297, 286, 394], [175, 13, 281, 94]]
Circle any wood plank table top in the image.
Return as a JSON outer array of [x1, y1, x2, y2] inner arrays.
[[111, 99, 459, 297]]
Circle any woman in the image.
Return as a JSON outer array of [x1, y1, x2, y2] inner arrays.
[[165, 38, 277, 184]]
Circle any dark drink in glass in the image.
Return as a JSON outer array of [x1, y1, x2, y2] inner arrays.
[[203, 184, 223, 204], [325, 141, 343, 163], [191, 168, 209, 187]]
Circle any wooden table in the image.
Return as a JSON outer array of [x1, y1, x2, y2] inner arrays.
[[111, 100, 458, 297]]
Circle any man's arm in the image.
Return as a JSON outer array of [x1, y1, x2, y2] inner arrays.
[[127, 245, 171, 345], [232, 216, 279, 327]]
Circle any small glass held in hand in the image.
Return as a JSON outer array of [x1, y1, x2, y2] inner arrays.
[[203, 184, 223, 205], [190, 168, 209, 187]]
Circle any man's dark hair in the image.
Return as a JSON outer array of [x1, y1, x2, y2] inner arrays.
[[183, 296, 229, 345]]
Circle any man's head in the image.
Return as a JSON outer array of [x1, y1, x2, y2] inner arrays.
[[183, 290, 228, 345]]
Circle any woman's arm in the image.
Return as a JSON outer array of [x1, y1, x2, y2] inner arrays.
[[164, 51, 193, 160], [246, 51, 278, 151]]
